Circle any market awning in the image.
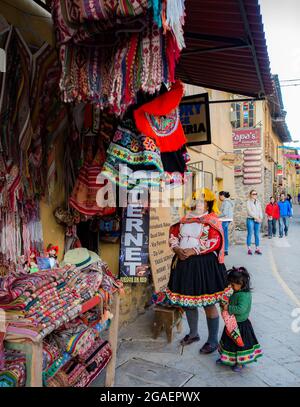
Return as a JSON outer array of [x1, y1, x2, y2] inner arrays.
[[177, 0, 274, 98]]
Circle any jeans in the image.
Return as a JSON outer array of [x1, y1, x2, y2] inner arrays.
[[267, 219, 277, 237], [246, 218, 261, 247], [279, 216, 290, 237], [222, 221, 230, 252]]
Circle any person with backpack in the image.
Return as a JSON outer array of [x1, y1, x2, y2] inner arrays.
[[278, 193, 292, 237]]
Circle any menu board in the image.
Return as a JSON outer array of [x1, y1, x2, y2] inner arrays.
[[149, 206, 174, 292]]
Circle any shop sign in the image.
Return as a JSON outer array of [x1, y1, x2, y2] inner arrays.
[[180, 93, 211, 146], [149, 206, 174, 292], [233, 128, 261, 148], [119, 205, 150, 283], [242, 148, 262, 185], [219, 152, 243, 167]]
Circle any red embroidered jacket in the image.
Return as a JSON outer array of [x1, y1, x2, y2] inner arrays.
[[169, 217, 223, 259]]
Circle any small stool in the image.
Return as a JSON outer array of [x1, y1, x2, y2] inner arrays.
[[152, 305, 183, 343]]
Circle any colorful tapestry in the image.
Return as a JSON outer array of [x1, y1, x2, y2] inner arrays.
[[0, 27, 32, 168], [74, 339, 112, 387], [100, 119, 163, 189], [0, 350, 26, 387], [69, 141, 116, 217], [29, 43, 67, 199], [50, 1, 179, 114]]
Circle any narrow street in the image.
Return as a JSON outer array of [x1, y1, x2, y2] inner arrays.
[[98, 206, 300, 387]]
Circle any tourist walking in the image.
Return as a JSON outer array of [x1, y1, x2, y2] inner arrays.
[[154, 188, 232, 354], [217, 267, 262, 372], [246, 190, 263, 255], [218, 191, 234, 256], [278, 193, 292, 237], [287, 194, 293, 216], [265, 197, 280, 238]]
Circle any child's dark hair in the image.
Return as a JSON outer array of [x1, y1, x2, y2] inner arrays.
[[227, 267, 251, 291], [206, 200, 214, 213], [219, 191, 230, 198]]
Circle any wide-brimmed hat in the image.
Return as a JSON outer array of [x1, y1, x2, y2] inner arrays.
[[61, 248, 99, 269]]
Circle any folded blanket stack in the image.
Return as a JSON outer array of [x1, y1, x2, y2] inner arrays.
[[0, 350, 26, 387], [1, 260, 121, 386], [43, 320, 111, 387]]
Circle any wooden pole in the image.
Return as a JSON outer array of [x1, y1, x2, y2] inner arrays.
[[105, 293, 120, 387], [30, 340, 43, 387]]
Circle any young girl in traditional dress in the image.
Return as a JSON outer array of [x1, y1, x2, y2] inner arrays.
[[217, 267, 262, 372]]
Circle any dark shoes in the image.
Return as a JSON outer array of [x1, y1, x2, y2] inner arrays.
[[255, 249, 262, 255], [247, 249, 252, 255], [224, 251, 228, 256], [231, 364, 244, 373], [180, 334, 200, 346], [199, 342, 218, 354]]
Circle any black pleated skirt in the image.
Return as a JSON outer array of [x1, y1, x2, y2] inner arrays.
[[162, 252, 232, 308], [218, 319, 263, 365]]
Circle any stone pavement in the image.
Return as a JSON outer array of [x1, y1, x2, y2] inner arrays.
[[94, 206, 300, 387]]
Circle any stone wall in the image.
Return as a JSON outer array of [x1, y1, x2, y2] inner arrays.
[[119, 283, 153, 327], [263, 167, 273, 234], [233, 175, 265, 244]]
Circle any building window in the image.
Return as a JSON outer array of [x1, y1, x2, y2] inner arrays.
[[231, 101, 255, 128]]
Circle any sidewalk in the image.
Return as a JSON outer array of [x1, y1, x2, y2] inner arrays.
[[95, 209, 300, 387]]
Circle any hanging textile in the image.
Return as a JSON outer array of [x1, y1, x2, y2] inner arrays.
[[50, 1, 181, 115], [69, 140, 116, 217], [0, 27, 32, 168], [100, 118, 163, 189], [133, 80, 187, 152], [29, 43, 67, 199]]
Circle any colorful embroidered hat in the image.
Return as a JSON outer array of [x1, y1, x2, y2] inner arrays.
[[61, 248, 100, 270], [185, 188, 220, 214], [133, 80, 187, 153]]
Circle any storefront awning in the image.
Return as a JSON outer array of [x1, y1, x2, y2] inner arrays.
[[177, 0, 274, 98]]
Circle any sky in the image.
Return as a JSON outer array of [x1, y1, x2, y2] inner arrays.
[[259, 0, 300, 145]]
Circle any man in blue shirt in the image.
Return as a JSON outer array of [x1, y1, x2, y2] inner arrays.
[[278, 193, 292, 237]]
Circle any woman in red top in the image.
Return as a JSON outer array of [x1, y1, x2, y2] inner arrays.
[[265, 196, 280, 238], [154, 189, 232, 354]]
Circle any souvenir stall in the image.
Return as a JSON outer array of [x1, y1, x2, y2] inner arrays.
[[0, 0, 189, 387]]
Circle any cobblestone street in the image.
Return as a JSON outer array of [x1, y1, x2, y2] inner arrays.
[[96, 207, 300, 387]]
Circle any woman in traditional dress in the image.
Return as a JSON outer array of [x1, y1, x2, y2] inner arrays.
[[155, 188, 232, 354]]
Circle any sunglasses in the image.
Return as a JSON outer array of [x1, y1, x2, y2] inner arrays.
[[251, 193, 257, 196]]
